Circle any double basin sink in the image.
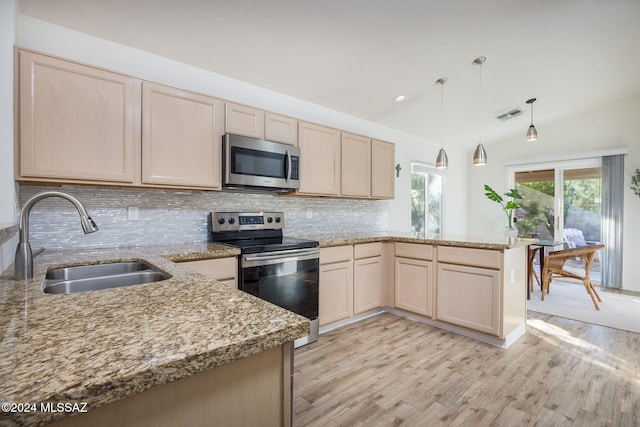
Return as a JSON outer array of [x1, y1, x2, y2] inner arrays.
[[43, 261, 171, 294]]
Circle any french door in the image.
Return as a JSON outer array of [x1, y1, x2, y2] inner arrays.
[[509, 159, 602, 283]]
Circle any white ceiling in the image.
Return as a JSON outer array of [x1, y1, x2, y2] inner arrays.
[[18, 0, 640, 149]]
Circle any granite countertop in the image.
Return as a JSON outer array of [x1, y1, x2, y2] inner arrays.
[[0, 243, 309, 427], [295, 231, 534, 251]]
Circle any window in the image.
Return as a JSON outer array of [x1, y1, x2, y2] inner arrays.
[[411, 162, 443, 235]]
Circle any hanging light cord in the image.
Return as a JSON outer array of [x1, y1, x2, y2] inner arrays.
[[478, 60, 483, 144], [530, 100, 534, 125], [440, 81, 444, 149]]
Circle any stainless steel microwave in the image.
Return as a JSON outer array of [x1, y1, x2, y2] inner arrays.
[[223, 134, 300, 192]]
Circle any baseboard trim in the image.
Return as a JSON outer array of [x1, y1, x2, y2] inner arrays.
[[320, 307, 526, 349]]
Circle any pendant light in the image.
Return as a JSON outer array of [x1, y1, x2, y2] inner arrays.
[[435, 77, 448, 169], [472, 56, 487, 166], [526, 97, 538, 141]]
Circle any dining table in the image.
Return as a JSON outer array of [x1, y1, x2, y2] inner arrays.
[[527, 240, 565, 299]]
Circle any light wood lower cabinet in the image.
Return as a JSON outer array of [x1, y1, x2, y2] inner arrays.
[[319, 260, 354, 326], [436, 263, 501, 336], [49, 343, 292, 427], [353, 256, 382, 314], [17, 50, 140, 184], [142, 82, 224, 189], [394, 257, 433, 317], [353, 243, 383, 314], [179, 257, 238, 288], [319, 246, 353, 326]]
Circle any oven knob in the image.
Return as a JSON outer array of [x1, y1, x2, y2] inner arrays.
[[228, 217, 236, 224], [267, 217, 273, 223], [217, 217, 225, 225], [275, 217, 281, 223]]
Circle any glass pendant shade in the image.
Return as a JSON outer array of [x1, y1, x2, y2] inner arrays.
[[436, 148, 448, 169], [527, 124, 538, 142], [473, 143, 487, 166]]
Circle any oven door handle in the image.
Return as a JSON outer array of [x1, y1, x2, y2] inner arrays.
[[243, 248, 319, 263]]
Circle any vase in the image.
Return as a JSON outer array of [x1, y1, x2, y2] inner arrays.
[[503, 226, 518, 238]]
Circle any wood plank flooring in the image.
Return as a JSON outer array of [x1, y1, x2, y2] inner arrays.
[[293, 312, 640, 426]]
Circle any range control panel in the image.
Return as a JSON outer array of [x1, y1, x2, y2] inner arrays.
[[210, 211, 284, 232]]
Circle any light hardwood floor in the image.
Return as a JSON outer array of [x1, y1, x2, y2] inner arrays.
[[293, 312, 640, 426]]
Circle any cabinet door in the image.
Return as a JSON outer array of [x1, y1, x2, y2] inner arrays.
[[319, 261, 354, 326], [436, 263, 501, 336], [395, 257, 433, 317], [18, 50, 140, 183], [142, 82, 224, 188], [265, 112, 298, 145], [371, 139, 395, 199], [225, 102, 265, 139], [180, 257, 237, 288], [341, 133, 371, 197], [298, 122, 341, 195], [353, 257, 382, 314]]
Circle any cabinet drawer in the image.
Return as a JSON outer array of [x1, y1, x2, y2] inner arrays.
[[180, 257, 238, 288], [354, 242, 382, 259], [394, 243, 433, 260], [320, 245, 353, 264], [437, 246, 501, 269]]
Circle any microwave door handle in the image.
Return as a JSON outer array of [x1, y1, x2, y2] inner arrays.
[[285, 149, 292, 183]]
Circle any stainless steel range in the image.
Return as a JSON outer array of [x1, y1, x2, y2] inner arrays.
[[209, 211, 319, 347]]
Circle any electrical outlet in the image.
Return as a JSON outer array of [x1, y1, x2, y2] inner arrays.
[[128, 206, 139, 221], [510, 269, 515, 284], [306, 208, 312, 219]]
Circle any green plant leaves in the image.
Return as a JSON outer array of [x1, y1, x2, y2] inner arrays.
[[484, 185, 503, 203]]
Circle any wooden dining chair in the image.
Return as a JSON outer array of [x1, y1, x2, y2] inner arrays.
[[541, 244, 605, 310]]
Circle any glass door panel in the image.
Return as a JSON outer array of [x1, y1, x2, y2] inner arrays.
[[514, 169, 555, 240], [562, 167, 602, 284]]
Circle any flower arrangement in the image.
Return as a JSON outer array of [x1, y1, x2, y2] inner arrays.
[[483, 184, 524, 230]]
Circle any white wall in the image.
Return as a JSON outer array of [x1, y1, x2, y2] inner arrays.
[[11, 14, 469, 238], [0, 0, 17, 273], [468, 93, 640, 291]]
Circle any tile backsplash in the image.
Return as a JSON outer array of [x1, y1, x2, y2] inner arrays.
[[19, 185, 389, 250]]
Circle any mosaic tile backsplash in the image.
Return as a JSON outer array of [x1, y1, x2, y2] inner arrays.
[[19, 185, 389, 250]]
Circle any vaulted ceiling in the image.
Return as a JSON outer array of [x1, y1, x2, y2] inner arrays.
[[18, 0, 640, 148]]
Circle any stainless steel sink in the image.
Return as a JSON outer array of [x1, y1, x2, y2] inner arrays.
[[43, 261, 171, 294]]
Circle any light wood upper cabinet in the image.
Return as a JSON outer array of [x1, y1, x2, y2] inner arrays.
[[371, 139, 395, 199], [142, 82, 224, 189], [17, 50, 140, 184], [225, 102, 265, 139], [297, 122, 341, 196], [265, 112, 298, 145], [341, 133, 371, 197]]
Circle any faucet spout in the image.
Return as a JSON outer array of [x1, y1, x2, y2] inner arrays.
[[15, 191, 98, 280]]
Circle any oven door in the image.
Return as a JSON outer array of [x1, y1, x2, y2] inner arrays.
[[223, 134, 300, 190], [240, 248, 319, 320]]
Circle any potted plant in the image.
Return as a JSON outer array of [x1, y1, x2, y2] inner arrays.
[[484, 184, 524, 237], [631, 169, 640, 197]]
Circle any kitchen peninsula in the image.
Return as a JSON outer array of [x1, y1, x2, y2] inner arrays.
[[0, 243, 308, 427], [0, 234, 529, 426]]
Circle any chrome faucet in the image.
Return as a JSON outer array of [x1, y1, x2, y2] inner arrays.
[[15, 191, 99, 280]]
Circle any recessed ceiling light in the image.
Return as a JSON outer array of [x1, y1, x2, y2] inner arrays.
[[393, 95, 408, 103]]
